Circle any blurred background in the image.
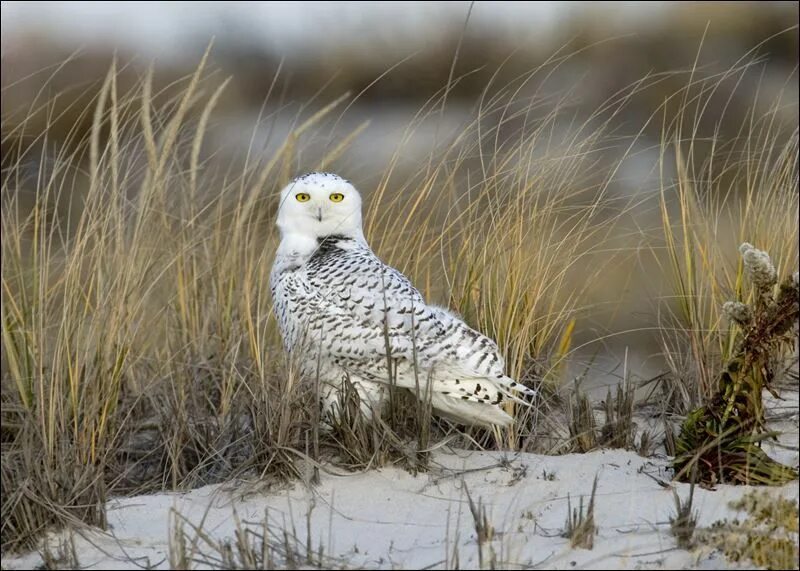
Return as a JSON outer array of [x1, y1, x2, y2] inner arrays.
[[2, 1, 798, 389]]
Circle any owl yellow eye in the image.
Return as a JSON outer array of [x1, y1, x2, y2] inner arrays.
[[329, 193, 344, 203], [295, 193, 311, 202]]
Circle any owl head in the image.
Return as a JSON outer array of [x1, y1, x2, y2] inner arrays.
[[276, 172, 365, 242]]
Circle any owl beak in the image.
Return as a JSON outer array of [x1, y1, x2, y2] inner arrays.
[[316, 207, 323, 222]]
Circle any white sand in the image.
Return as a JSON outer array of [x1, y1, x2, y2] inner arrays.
[[5, 444, 798, 570]]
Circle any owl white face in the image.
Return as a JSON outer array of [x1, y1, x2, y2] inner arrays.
[[276, 173, 364, 241]]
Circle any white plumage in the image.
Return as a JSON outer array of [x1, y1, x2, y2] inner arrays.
[[270, 173, 535, 427]]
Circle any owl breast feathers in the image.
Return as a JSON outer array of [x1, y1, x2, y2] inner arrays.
[[270, 172, 536, 427]]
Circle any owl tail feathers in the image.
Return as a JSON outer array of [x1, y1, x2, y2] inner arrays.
[[497, 376, 537, 404], [429, 393, 514, 428]]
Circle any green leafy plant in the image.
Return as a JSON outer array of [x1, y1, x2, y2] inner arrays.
[[673, 245, 799, 485]]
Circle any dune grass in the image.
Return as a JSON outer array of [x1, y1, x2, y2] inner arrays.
[[656, 77, 799, 412], [1, 49, 797, 556]]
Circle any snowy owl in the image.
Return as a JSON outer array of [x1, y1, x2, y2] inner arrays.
[[270, 172, 535, 427]]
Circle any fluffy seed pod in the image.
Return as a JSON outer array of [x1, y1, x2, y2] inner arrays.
[[739, 243, 777, 291], [722, 301, 753, 326]]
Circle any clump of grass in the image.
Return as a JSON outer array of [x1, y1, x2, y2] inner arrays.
[[322, 376, 433, 474], [567, 386, 598, 453], [566, 378, 637, 453], [169, 506, 347, 570], [39, 532, 80, 570], [599, 379, 636, 450], [696, 490, 799, 570], [464, 484, 497, 569], [562, 474, 598, 550], [637, 429, 654, 457], [670, 480, 698, 549], [673, 245, 799, 486]]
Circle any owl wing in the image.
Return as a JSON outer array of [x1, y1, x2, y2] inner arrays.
[[304, 251, 533, 406]]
